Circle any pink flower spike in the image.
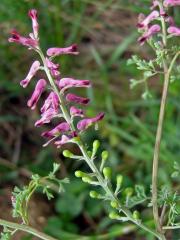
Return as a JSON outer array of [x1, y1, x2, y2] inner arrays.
[[42, 122, 70, 138], [138, 24, 161, 45], [59, 78, 91, 92], [27, 79, 47, 110], [66, 93, 90, 105], [164, 0, 180, 7], [20, 61, 40, 88], [137, 11, 159, 28], [55, 135, 71, 148], [167, 26, 180, 36], [77, 112, 105, 131], [47, 44, 79, 57], [8, 30, 38, 48], [28, 9, 39, 39], [70, 106, 84, 118]]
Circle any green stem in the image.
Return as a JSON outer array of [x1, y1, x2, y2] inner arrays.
[[0, 218, 57, 240]]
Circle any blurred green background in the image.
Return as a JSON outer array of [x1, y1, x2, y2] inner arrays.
[[0, 0, 180, 239]]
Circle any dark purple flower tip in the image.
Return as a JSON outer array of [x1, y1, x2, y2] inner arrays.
[[41, 122, 70, 138], [28, 9, 38, 19], [77, 112, 105, 131], [167, 26, 180, 36], [70, 106, 84, 117], [59, 78, 91, 91], [27, 79, 47, 110], [66, 93, 90, 105], [8, 29, 38, 48], [20, 60, 40, 88], [138, 24, 161, 45], [46, 44, 79, 57], [164, 0, 180, 7]]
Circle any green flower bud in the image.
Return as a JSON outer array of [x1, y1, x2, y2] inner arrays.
[[63, 150, 74, 158], [124, 187, 133, 197], [82, 176, 92, 183], [87, 151, 92, 157], [116, 175, 123, 188], [93, 140, 100, 153], [75, 170, 84, 178], [103, 167, 112, 179], [101, 150, 108, 161], [133, 210, 140, 220], [89, 191, 99, 199], [110, 200, 119, 209], [109, 211, 119, 220]]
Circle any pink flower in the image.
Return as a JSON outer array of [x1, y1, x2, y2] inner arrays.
[[77, 113, 105, 131], [47, 44, 79, 57], [70, 106, 84, 117], [20, 61, 40, 88], [45, 58, 60, 78], [164, 0, 180, 7], [41, 122, 70, 138], [138, 24, 161, 45], [41, 92, 59, 113], [58, 78, 91, 92], [165, 16, 175, 26], [28, 9, 39, 39], [151, 1, 166, 16], [8, 30, 38, 48], [35, 108, 58, 127], [167, 26, 180, 36], [27, 79, 47, 110], [66, 93, 90, 105], [55, 135, 71, 148], [46, 58, 59, 69], [137, 11, 159, 29]]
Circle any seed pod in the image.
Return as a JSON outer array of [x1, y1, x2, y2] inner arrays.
[[101, 150, 108, 161], [133, 210, 140, 220], [63, 150, 74, 158], [89, 191, 100, 199], [124, 187, 133, 197], [103, 167, 112, 180], [110, 200, 119, 209], [109, 211, 119, 220], [75, 170, 85, 178]]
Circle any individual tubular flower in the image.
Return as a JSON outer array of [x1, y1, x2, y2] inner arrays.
[[59, 78, 91, 92], [137, 11, 159, 29], [27, 79, 47, 110], [138, 24, 161, 45], [70, 106, 84, 118], [66, 93, 90, 105], [8, 30, 38, 49], [41, 91, 59, 113], [20, 61, 40, 88], [47, 44, 79, 57], [167, 26, 180, 36], [35, 108, 58, 127], [164, 0, 180, 7], [55, 135, 71, 148], [45, 58, 60, 78], [28, 9, 39, 39], [77, 112, 105, 131], [41, 122, 70, 138], [151, 1, 166, 16]]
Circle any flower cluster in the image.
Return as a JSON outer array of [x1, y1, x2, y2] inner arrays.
[[8, 9, 104, 148], [137, 0, 180, 45]]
